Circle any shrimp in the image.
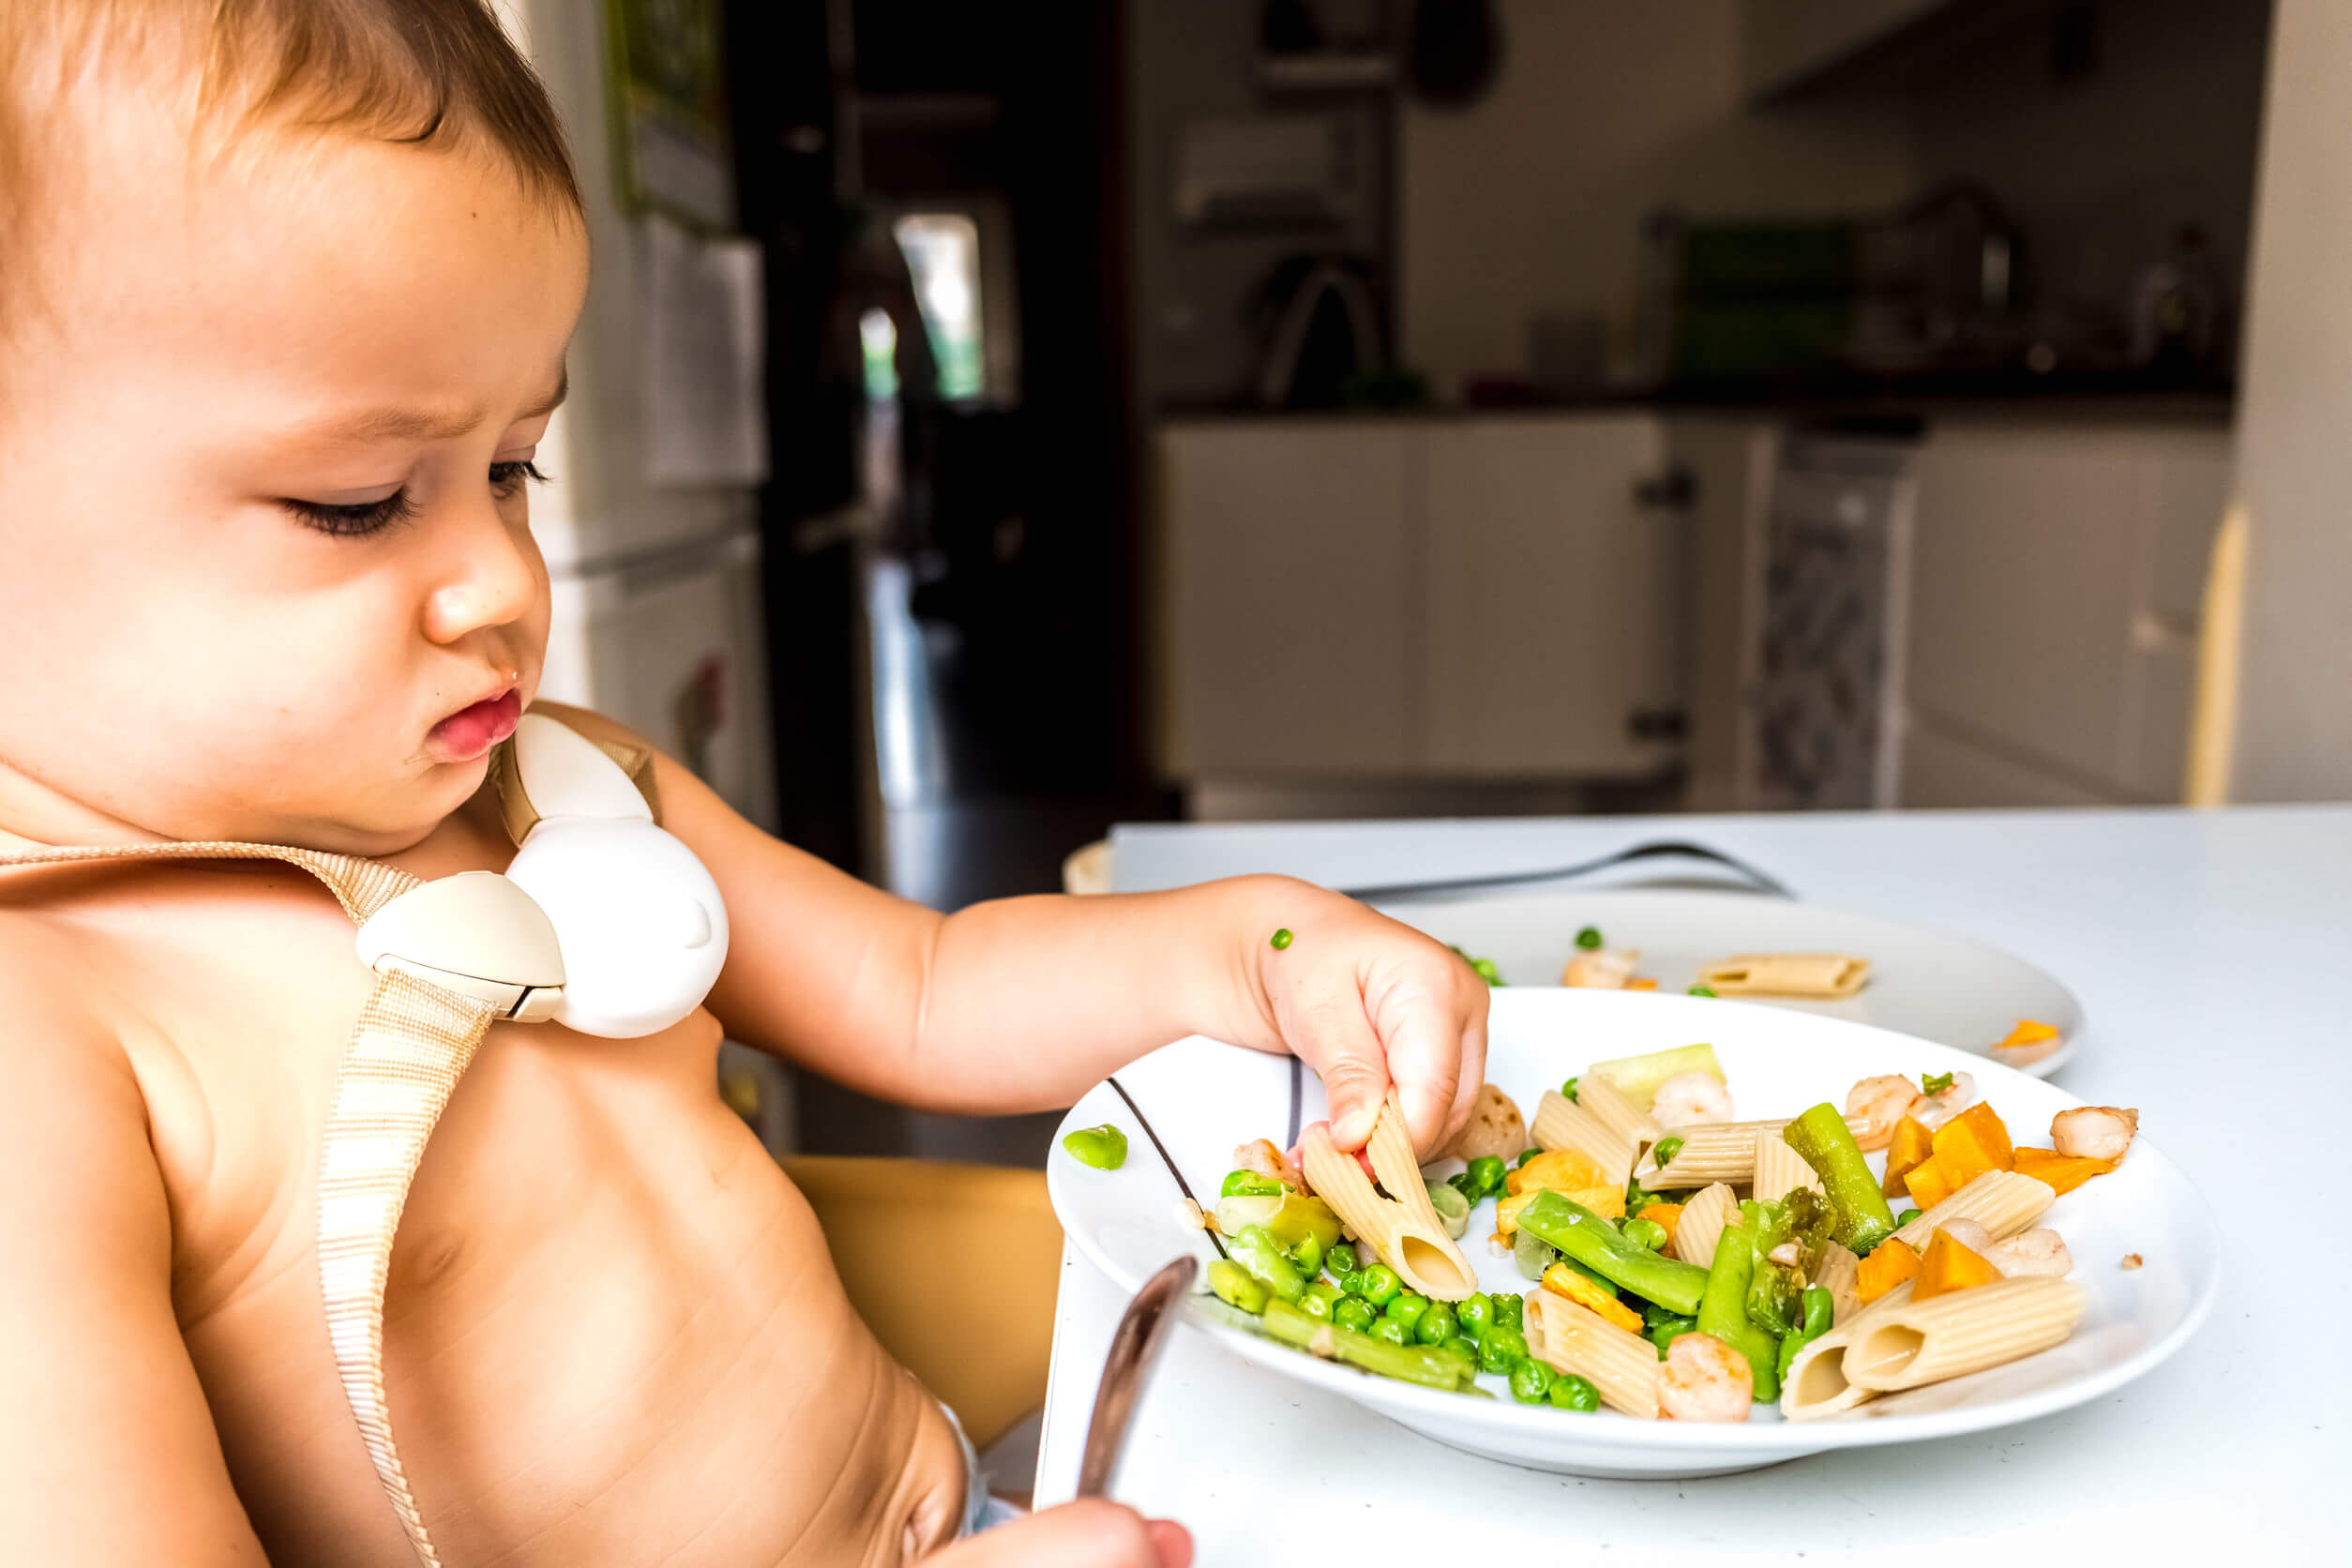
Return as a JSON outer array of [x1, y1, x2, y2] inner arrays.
[[1659, 1332, 1753, 1422], [1560, 947, 1640, 988], [1233, 1138, 1304, 1191], [1937, 1217, 1998, 1255], [1845, 1074, 1920, 1151], [1907, 1071, 1976, 1132], [1988, 1228, 2073, 1278], [2052, 1106, 2139, 1161], [1651, 1069, 1734, 1127]]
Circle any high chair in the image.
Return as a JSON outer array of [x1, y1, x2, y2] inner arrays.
[[779, 1154, 1064, 1453]]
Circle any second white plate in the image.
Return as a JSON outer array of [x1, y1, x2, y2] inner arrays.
[[1373, 888, 2084, 1075]]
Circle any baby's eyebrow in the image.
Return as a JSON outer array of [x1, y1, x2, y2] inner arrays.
[[299, 368, 568, 446]]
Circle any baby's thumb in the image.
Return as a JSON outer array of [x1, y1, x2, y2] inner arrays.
[[923, 1500, 1191, 1568], [1295, 986, 1392, 1150]]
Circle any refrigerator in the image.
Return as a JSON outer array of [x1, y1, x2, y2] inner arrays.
[[515, 0, 794, 1151]]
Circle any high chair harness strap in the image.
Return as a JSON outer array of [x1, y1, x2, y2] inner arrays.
[[0, 722, 692, 1568]]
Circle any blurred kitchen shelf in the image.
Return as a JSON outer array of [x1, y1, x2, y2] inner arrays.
[[1253, 52, 1396, 93]]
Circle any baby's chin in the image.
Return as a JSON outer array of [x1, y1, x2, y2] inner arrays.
[[238, 758, 493, 858]]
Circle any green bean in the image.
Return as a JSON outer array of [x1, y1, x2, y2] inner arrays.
[[1324, 1242, 1361, 1278], [1270, 927, 1294, 950], [1207, 1259, 1269, 1314], [1576, 926, 1604, 950], [1332, 1297, 1376, 1334], [1415, 1302, 1457, 1345], [1455, 1294, 1495, 1340], [1385, 1291, 1430, 1333], [1513, 1191, 1710, 1316], [1354, 1263, 1402, 1309], [1800, 1283, 1834, 1341], [1060, 1124, 1127, 1169], [1694, 1220, 1779, 1402], [1548, 1372, 1602, 1411], [1466, 1155, 1508, 1199], [1227, 1224, 1306, 1304], [1221, 1168, 1284, 1198], [1259, 1300, 1471, 1391], [1509, 1359, 1554, 1404], [1621, 1215, 1669, 1253], [1369, 1317, 1410, 1347], [1647, 1315, 1696, 1359]]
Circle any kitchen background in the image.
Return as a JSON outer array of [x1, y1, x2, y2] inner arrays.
[[505, 0, 2346, 1167]]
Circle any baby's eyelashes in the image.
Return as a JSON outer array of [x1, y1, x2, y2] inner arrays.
[[279, 460, 550, 538]]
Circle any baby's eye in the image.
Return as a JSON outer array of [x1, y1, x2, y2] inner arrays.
[[281, 490, 417, 538], [490, 460, 550, 499]]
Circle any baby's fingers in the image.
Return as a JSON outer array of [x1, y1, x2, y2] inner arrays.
[[923, 1500, 1191, 1568]]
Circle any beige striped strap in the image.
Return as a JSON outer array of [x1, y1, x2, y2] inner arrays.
[[1, 839, 473, 1567]]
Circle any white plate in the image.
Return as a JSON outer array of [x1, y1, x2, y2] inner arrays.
[[1373, 889, 2086, 1075], [1048, 989, 2216, 1479]]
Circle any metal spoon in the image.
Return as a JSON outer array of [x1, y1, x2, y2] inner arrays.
[[1075, 1255, 1198, 1499]]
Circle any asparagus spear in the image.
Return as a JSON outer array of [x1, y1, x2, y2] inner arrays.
[[1783, 1103, 1898, 1255], [1695, 1218, 1781, 1402], [1513, 1190, 1710, 1316], [1261, 1300, 1474, 1391]]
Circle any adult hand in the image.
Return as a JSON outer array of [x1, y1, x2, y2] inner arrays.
[[923, 1500, 1190, 1567]]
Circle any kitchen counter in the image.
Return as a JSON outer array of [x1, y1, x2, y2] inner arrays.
[[1034, 806, 2343, 1560]]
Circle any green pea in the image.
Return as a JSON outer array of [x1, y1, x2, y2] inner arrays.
[[1385, 1291, 1431, 1332], [1207, 1259, 1269, 1314], [1896, 1208, 1922, 1228], [1304, 1280, 1345, 1310], [1515, 1147, 1543, 1168], [1297, 1289, 1333, 1320], [1332, 1297, 1376, 1334], [1652, 1135, 1685, 1168], [1621, 1216, 1669, 1253], [1270, 927, 1294, 950], [1456, 1294, 1496, 1339], [1415, 1302, 1456, 1345], [1354, 1264, 1402, 1309], [1466, 1155, 1507, 1199], [1576, 926, 1603, 950], [1509, 1358, 1554, 1404], [1549, 1372, 1602, 1411], [1688, 984, 1717, 997], [1060, 1123, 1127, 1169], [1561, 1075, 1580, 1101], [1471, 957, 1502, 986], [1800, 1284, 1834, 1340], [1647, 1315, 1696, 1359], [1441, 1334, 1480, 1367], [1478, 1324, 1529, 1376], [1447, 1171, 1478, 1204], [1490, 1292, 1524, 1333], [1324, 1243, 1361, 1278], [1221, 1168, 1284, 1198], [1369, 1317, 1410, 1347], [1290, 1234, 1325, 1275]]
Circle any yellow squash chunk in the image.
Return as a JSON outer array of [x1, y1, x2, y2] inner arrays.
[[1882, 1116, 1937, 1198], [2011, 1146, 2118, 1197], [1541, 1262, 1644, 1335], [1932, 1102, 2015, 1176], [1856, 1236, 1921, 1304], [1912, 1228, 2003, 1302], [1508, 1148, 1618, 1198], [1903, 1153, 1969, 1212]]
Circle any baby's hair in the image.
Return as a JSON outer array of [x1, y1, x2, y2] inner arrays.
[[0, 0, 581, 352]]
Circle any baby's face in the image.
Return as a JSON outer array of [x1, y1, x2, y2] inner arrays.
[[0, 112, 588, 853]]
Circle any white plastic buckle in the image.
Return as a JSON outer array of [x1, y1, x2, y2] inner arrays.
[[354, 869, 566, 1023]]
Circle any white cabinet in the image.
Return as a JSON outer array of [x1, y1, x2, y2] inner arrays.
[[1156, 415, 1684, 782], [1902, 421, 2230, 806]]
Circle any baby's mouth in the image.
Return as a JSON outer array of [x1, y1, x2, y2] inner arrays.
[[428, 689, 522, 763]]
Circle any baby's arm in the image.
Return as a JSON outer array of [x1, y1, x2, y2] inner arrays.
[[541, 705, 1485, 1152], [0, 937, 269, 1564]]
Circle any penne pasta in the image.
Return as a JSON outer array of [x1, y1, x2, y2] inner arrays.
[[1530, 1090, 1638, 1181], [1753, 1130, 1824, 1201], [1645, 1116, 1873, 1188], [1523, 1291, 1662, 1419], [1573, 1075, 1663, 1158], [1696, 952, 1872, 1000], [1670, 1183, 1738, 1271], [1812, 1240, 1861, 1324], [1891, 1169, 2058, 1251], [1842, 1275, 2088, 1392], [1300, 1092, 1480, 1302], [1780, 1280, 1916, 1421]]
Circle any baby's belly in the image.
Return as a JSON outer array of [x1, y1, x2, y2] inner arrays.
[[179, 1026, 966, 1567]]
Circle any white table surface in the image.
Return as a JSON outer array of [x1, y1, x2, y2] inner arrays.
[[1033, 806, 2352, 1559]]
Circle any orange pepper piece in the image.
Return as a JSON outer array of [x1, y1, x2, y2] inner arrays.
[[1881, 1116, 1936, 1198], [1540, 1261, 1644, 1334], [1932, 1102, 2015, 1175], [1903, 1154, 1968, 1211], [2012, 1146, 2118, 1196], [1856, 1236, 1921, 1304], [1913, 1228, 2003, 1301]]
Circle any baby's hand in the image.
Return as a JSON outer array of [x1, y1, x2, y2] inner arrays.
[[924, 1500, 1190, 1567], [1246, 882, 1490, 1157]]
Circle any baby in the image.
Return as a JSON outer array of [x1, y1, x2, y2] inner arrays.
[[0, 4, 1487, 1565]]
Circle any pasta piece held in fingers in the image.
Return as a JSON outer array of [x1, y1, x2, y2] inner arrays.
[[1299, 1093, 1479, 1302]]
